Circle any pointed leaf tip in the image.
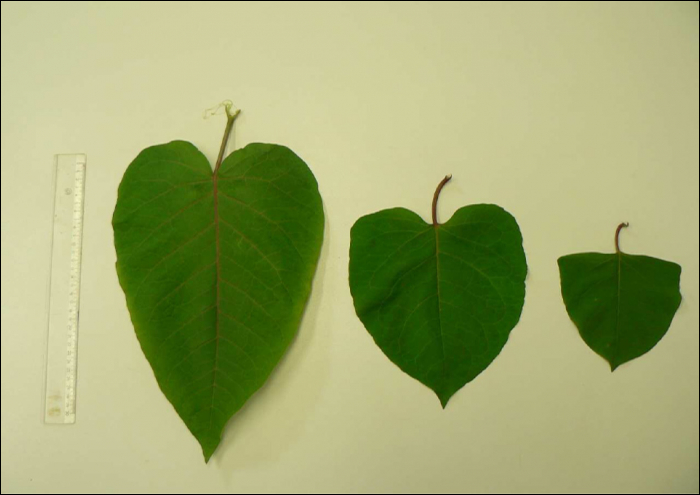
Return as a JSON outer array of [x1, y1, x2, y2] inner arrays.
[[438, 392, 451, 409]]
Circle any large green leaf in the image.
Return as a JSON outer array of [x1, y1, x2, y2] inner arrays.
[[349, 176, 527, 407], [112, 111, 324, 461], [558, 223, 682, 370]]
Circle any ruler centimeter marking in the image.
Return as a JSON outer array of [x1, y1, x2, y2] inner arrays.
[[65, 157, 85, 419], [44, 154, 86, 424]]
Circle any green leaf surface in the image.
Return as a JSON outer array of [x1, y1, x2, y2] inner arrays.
[[113, 135, 323, 461], [558, 224, 682, 370], [348, 177, 527, 407]]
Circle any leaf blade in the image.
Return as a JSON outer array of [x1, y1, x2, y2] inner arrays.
[[349, 204, 527, 406], [113, 141, 323, 461], [558, 251, 682, 370]]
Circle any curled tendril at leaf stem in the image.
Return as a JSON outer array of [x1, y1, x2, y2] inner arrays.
[[432, 175, 452, 226]]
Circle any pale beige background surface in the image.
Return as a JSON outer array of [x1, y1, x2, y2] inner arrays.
[[1, 2, 698, 493]]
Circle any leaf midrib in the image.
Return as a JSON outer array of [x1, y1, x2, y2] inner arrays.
[[434, 225, 447, 383], [612, 252, 622, 368], [210, 171, 222, 430]]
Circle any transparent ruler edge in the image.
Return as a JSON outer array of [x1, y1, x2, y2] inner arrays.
[[44, 153, 86, 424]]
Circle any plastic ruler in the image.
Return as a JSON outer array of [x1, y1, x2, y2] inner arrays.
[[44, 154, 86, 424]]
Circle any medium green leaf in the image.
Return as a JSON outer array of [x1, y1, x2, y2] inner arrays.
[[349, 176, 527, 407], [558, 223, 682, 371], [112, 111, 323, 461]]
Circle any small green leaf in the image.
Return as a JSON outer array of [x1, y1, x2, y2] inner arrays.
[[349, 176, 527, 407], [113, 109, 324, 461], [558, 223, 682, 371]]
